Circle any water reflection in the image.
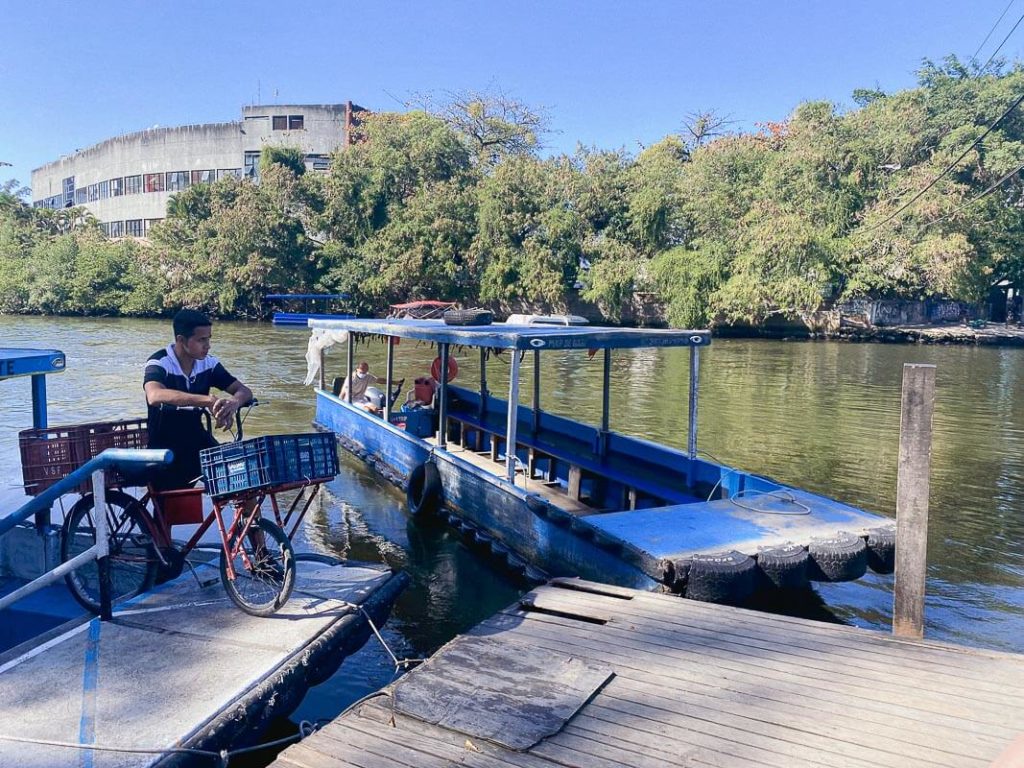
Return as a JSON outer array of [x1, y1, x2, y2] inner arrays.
[[1, 317, 1022, 663]]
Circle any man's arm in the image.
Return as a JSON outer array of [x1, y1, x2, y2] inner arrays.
[[145, 380, 220, 410]]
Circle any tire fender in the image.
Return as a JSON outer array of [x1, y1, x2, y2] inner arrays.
[[406, 461, 443, 515], [808, 531, 867, 582], [683, 550, 757, 604]]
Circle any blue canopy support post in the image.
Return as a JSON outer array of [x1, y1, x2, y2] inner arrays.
[[345, 333, 354, 404], [384, 336, 395, 423], [532, 350, 541, 436], [31, 374, 48, 429], [687, 345, 700, 485], [506, 352, 521, 484], [438, 343, 450, 449], [31, 373, 50, 531], [478, 348, 488, 422]]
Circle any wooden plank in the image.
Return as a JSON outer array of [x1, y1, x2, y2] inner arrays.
[[476, 609, 1023, 738], [568, 465, 582, 500], [520, 586, 1024, 693]]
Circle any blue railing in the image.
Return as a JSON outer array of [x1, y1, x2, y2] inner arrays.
[[0, 448, 171, 618]]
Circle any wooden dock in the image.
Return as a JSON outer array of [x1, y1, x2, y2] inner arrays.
[[0, 558, 407, 768], [272, 578, 1024, 768]]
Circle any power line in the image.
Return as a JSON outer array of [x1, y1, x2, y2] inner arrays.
[[865, 91, 1024, 231], [981, 8, 1024, 71], [924, 157, 1024, 229], [973, 0, 1016, 62]]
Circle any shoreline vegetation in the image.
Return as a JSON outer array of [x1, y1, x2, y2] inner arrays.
[[4, 56, 1024, 335]]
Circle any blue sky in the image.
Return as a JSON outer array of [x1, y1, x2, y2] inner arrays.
[[1, 1, 1021, 189]]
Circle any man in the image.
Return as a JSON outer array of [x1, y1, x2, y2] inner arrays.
[[339, 361, 381, 412], [144, 309, 254, 490]]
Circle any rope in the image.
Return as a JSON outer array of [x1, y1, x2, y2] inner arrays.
[[0, 720, 323, 765], [729, 488, 812, 515]]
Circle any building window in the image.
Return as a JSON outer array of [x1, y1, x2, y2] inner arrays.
[[125, 219, 144, 237], [125, 175, 142, 195], [191, 169, 215, 185], [165, 171, 189, 192], [87, 184, 98, 202], [144, 173, 165, 193], [98, 180, 109, 199], [63, 176, 75, 208], [108, 220, 124, 238], [306, 154, 330, 171], [110, 177, 124, 197], [272, 115, 287, 130], [244, 151, 261, 179], [217, 168, 242, 180], [288, 115, 304, 130], [145, 218, 162, 234], [75, 188, 87, 205]]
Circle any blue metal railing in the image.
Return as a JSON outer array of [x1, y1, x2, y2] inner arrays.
[[0, 448, 171, 618]]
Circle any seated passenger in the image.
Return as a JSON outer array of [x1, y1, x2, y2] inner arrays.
[[339, 361, 380, 412]]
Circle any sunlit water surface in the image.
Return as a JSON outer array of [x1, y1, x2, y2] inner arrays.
[[2, 316, 1022, 758]]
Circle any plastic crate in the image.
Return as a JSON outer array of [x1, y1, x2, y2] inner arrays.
[[389, 409, 434, 438], [19, 418, 149, 496], [156, 487, 205, 526], [200, 432, 339, 499]]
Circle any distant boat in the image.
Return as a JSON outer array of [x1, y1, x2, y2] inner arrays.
[[265, 293, 355, 325]]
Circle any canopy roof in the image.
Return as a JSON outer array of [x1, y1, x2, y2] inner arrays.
[[0, 348, 66, 380], [309, 318, 711, 351]]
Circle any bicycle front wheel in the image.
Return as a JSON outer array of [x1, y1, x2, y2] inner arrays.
[[61, 490, 158, 614], [220, 517, 295, 616]]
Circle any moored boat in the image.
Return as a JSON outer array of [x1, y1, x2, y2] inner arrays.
[[306, 316, 896, 603]]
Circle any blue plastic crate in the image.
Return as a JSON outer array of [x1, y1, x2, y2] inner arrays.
[[200, 432, 339, 499]]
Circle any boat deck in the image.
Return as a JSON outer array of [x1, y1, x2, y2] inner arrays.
[[271, 578, 1024, 768], [426, 436, 593, 515], [0, 559, 406, 767]]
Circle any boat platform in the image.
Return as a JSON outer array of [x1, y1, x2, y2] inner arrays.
[[0, 558, 407, 768], [271, 578, 1024, 768]]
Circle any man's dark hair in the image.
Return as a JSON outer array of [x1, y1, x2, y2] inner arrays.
[[173, 309, 212, 340]]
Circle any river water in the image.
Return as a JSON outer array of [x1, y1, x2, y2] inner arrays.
[[2, 316, 1022, 742]]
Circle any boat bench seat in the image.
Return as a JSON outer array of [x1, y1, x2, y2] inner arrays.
[[447, 408, 695, 508]]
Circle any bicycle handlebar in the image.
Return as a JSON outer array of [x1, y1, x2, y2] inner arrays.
[[157, 399, 261, 442]]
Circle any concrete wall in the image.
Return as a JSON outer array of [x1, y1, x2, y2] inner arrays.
[[31, 103, 359, 231]]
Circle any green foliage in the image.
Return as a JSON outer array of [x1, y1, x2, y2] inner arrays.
[[7, 57, 1024, 327]]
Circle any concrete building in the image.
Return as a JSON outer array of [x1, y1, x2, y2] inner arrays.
[[31, 103, 363, 237]]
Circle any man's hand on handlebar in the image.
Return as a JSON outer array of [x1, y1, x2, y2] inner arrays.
[[209, 395, 240, 430]]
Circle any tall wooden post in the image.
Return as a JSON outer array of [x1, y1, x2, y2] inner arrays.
[[893, 363, 936, 639]]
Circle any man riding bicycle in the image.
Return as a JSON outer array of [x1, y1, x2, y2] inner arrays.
[[144, 309, 254, 491]]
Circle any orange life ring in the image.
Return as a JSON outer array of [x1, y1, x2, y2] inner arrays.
[[431, 355, 459, 383]]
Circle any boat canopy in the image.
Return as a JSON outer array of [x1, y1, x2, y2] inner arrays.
[[307, 318, 711, 351]]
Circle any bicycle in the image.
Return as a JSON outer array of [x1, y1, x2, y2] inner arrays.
[[59, 402, 335, 617]]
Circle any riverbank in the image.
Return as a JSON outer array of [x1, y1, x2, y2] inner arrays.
[[717, 321, 1024, 346]]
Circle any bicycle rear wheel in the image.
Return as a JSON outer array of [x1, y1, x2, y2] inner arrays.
[[219, 517, 295, 616], [61, 490, 158, 614]]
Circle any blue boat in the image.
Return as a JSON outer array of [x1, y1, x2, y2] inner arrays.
[[308, 317, 896, 602], [265, 293, 355, 325]]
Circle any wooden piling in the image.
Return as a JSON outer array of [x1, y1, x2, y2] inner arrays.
[[893, 363, 935, 639]]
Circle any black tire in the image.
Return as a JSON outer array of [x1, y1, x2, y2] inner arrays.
[[406, 462, 443, 515], [756, 543, 810, 590], [808, 531, 868, 582], [61, 490, 158, 614], [443, 308, 493, 326], [220, 517, 296, 616], [683, 550, 757, 604], [293, 552, 345, 567], [866, 525, 896, 574]]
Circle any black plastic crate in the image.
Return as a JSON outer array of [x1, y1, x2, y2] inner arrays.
[[200, 432, 338, 499]]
